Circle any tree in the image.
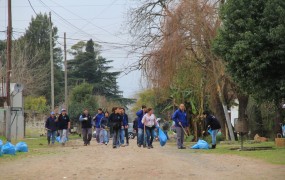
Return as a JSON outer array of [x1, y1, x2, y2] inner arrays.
[[68, 83, 98, 120], [68, 39, 122, 99], [18, 13, 64, 105], [213, 0, 285, 103], [213, 0, 285, 133]]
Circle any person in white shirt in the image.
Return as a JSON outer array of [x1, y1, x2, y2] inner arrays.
[[142, 108, 158, 149]]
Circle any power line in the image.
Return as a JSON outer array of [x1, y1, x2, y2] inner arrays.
[[27, 0, 38, 16], [38, 0, 101, 41], [48, 0, 127, 42]]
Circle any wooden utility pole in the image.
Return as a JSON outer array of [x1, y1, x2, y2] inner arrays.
[[6, 0, 12, 141], [6, 0, 12, 106], [49, 12, 54, 110], [64, 32, 68, 112]]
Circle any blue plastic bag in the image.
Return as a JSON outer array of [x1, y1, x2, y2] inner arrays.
[[56, 136, 61, 142], [282, 125, 285, 137], [15, 142, 28, 152], [191, 139, 209, 149], [158, 128, 167, 146], [0, 140, 3, 157], [1, 142, 16, 155]]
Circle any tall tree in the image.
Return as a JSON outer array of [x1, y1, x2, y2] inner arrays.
[[213, 0, 285, 132], [68, 39, 122, 99]]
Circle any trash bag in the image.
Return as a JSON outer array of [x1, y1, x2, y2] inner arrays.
[[56, 136, 67, 143], [191, 139, 209, 149], [0, 140, 3, 157], [56, 136, 61, 142], [158, 128, 167, 146], [15, 142, 28, 152], [282, 125, 285, 137], [1, 142, 16, 155]]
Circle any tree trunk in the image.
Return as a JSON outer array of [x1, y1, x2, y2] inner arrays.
[[237, 94, 249, 120]]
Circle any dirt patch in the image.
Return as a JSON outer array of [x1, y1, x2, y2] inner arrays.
[[0, 139, 284, 180]]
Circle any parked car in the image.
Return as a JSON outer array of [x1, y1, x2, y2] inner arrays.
[[128, 123, 137, 139]]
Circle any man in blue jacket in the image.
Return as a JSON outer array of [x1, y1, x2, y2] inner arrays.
[[136, 105, 147, 147], [45, 112, 57, 145], [93, 108, 105, 143], [172, 104, 189, 149]]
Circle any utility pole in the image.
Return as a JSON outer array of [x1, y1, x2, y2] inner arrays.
[[6, 0, 12, 141], [49, 12, 54, 110], [64, 32, 68, 112]]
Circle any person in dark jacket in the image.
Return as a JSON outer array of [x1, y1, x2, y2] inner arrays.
[[99, 111, 109, 145], [136, 105, 147, 147], [93, 108, 105, 143], [79, 109, 93, 146], [45, 112, 57, 145], [109, 107, 123, 149], [172, 104, 189, 149], [121, 108, 129, 146], [202, 111, 221, 149], [57, 109, 70, 146]]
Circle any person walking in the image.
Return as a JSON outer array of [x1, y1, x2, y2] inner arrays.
[[79, 109, 93, 146], [57, 109, 70, 146], [142, 108, 158, 149], [172, 104, 189, 149], [202, 111, 221, 149], [93, 108, 105, 143], [99, 111, 109, 145], [109, 107, 123, 149], [122, 108, 129, 146], [136, 105, 147, 147], [45, 112, 57, 145]]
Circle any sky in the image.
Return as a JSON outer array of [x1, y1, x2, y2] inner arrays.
[[0, 0, 143, 98]]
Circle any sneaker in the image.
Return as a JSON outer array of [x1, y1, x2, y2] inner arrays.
[[137, 144, 141, 147], [147, 146, 151, 149], [113, 145, 117, 149], [143, 144, 146, 148], [105, 142, 108, 145], [87, 142, 90, 145], [121, 144, 125, 147], [84, 144, 87, 146], [150, 145, 154, 148]]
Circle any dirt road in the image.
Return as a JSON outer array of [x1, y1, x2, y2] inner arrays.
[[0, 139, 284, 180]]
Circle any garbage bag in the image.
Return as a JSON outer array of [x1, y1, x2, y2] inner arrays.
[[191, 139, 209, 149], [56, 136, 67, 143], [0, 140, 3, 156], [282, 125, 285, 137], [158, 128, 167, 146], [15, 142, 28, 152], [56, 136, 61, 142], [1, 142, 16, 155]]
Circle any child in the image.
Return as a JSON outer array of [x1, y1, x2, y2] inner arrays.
[[99, 112, 109, 145]]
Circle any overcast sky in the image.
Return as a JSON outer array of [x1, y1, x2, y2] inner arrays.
[[0, 0, 143, 98]]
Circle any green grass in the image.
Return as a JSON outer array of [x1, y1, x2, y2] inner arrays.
[[169, 140, 285, 165], [0, 134, 81, 161]]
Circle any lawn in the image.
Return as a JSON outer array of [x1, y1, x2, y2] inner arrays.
[[168, 140, 285, 165], [0, 134, 81, 161]]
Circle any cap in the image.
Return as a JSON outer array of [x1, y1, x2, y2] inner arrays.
[[50, 112, 55, 115], [61, 108, 66, 112]]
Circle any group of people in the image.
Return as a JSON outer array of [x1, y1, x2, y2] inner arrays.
[[45, 103, 221, 149]]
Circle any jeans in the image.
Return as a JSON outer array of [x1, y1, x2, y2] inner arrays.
[[124, 128, 129, 144], [211, 129, 218, 145], [47, 130, 56, 144], [99, 129, 108, 143], [138, 128, 144, 145], [95, 128, 101, 143], [119, 128, 125, 145], [59, 129, 67, 144], [82, 128, 92, 145], [112, 128, 120, 147], [176, 127, 184, 148], [146, 126, 155, 146]]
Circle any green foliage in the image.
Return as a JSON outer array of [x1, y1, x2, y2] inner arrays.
[[68, 39, 122, 99], [68, 83, 98, 120], [213, 0, 285, 103], [24, 96, 49, 113]]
